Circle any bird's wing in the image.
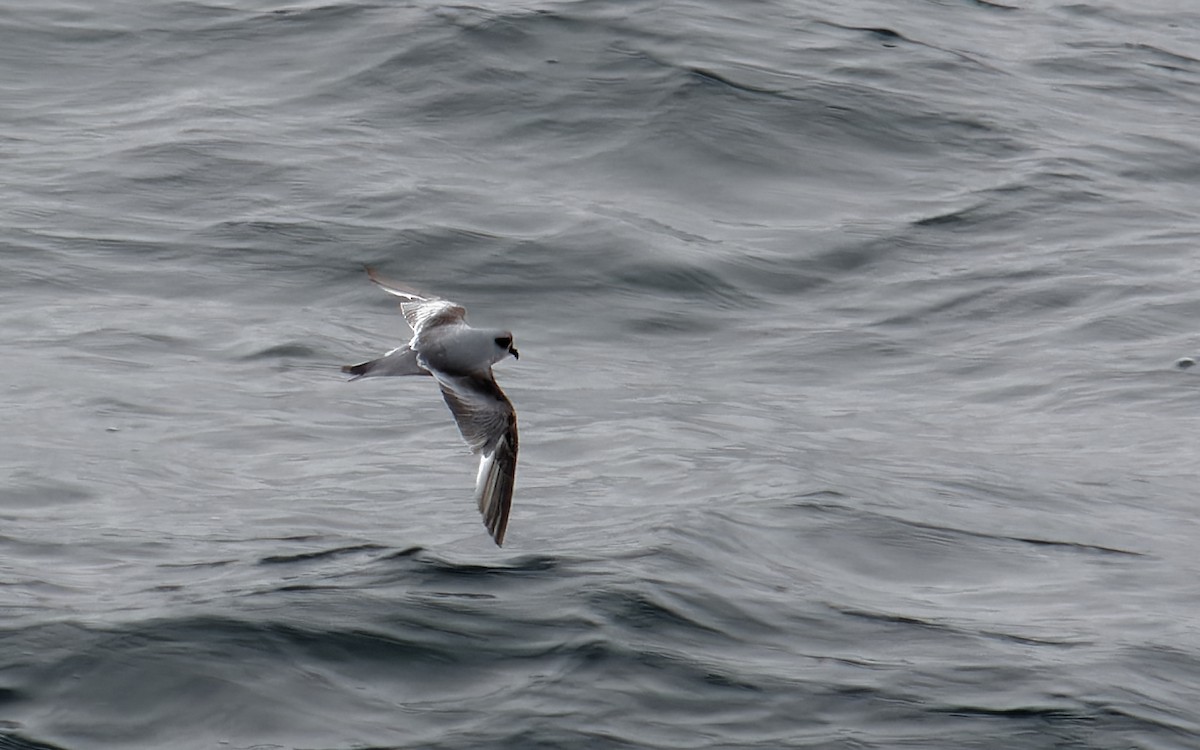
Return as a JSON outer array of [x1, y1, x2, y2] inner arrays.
[[474, 436, 517, 546], [365, 267, 467, 334], [433, 371, 518, 546]]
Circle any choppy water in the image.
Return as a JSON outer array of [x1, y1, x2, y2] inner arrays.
[[3, 1, 1200, 748]]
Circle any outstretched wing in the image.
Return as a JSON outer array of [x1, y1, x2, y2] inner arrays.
[[433, 371, 518, 546], [474, 434, 517, 546], [365, 267, 467, 334]]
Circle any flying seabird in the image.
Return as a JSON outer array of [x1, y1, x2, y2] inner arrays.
[[342, 268, 520, 546]]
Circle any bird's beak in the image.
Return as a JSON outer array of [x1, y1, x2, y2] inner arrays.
[[510, 346, 519, 360]]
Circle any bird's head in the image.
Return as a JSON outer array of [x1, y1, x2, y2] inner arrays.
[[494, 333, 519, 362]]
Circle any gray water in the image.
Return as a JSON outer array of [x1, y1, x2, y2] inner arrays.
[[3, 1, 1200, 748]]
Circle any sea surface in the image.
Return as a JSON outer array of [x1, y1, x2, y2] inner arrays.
[[2, 1, 1200, 748]]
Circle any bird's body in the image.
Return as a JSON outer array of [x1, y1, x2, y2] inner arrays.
[[343, 268, 519, 546]]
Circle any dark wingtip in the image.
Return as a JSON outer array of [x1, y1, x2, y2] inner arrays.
[[481, 477, 511, 547]]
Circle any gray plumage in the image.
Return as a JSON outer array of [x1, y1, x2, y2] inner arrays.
[[343, 268, 520, 546]]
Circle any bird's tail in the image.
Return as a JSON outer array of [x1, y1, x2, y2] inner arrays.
[[342, 345, 431, 380]]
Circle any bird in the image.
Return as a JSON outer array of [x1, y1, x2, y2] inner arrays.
[[342, 267, 520, 546]]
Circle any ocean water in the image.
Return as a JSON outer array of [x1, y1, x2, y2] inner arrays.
[[2, 0, 1200, 748]]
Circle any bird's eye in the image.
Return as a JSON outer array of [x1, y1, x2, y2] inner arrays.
[[495, 336, 512, 348]]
